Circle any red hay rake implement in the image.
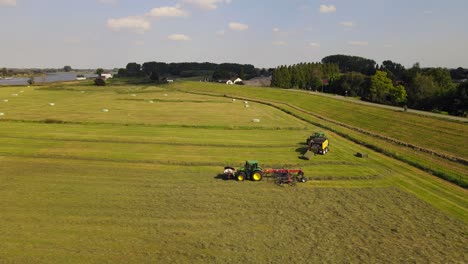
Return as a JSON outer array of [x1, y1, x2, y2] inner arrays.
[[263, 169, 307, 186]]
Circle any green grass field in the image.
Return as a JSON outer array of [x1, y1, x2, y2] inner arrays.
[[0, 81, 466, 263], [173, 82, 468, 187]]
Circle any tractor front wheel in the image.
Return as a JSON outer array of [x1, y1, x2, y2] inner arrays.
[[252, 171, 263, 181], [237, 172, 246, 181]]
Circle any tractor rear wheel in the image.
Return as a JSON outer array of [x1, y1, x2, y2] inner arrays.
[[252, 171, 263, 181], [237, 172, 246, 181]]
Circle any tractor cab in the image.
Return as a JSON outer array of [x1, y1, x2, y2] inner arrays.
[[306, 131, 326, 145]]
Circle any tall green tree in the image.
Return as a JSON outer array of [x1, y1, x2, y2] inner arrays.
[[389, 84, 407, 105], [380, 60, 406, 81], [63, 66, 72, 72], [1, 68, 7, 76], [271, 66, 292, 88], [239, 67, 245, 79], [366, 71, 394, 103], [330, 72, 368, 96], [406, 73, 438, 109], [126, 63, 142, 77], [95, 68, 104, 76], [423, 68, 455, 92], [322, 54, 376, 75]]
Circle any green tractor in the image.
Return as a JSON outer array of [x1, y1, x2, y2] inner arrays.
[[306, 131, 325, 145], [235, 160, 264, 181]]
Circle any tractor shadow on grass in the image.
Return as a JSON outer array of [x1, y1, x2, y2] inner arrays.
[[214, 173, 236, 181], [214, 174, 226, 180]]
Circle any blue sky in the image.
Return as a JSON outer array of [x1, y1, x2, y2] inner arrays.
[[0, 0, 467, 69]]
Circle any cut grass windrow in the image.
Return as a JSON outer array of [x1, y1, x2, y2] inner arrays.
[[0, 135, 296, 148], [0, 119, 307, 131]]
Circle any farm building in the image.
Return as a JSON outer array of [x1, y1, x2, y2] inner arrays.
[[101, 73, 113, 79]]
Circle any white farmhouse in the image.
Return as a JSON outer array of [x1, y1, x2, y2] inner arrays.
[[101, 73, 113, 79]]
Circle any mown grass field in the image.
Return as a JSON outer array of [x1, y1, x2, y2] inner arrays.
[[174, 82, 468, 187], [0, 81, 467, 263]]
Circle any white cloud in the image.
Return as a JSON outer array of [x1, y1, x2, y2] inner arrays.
[[319, 5, 336, 13], [107, 16, 151, 33], [148, 5, 188, 17], [0, 0, 16, 6], [272, 27, 280, 32], [183, 0, 231, 10], [340, 21, 354, 28], [168, 34, 191, 41], [229, 22, 248, 31], [216, 30, 225, 36], [348, 41, 369, 46], [308, 42, 321, 47], [272, 41, 287, 46], [106, 4, 189, 34]]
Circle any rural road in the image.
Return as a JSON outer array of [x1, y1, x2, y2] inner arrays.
[[286, 89, 467, 122]]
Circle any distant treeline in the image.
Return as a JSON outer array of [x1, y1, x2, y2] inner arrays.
[[271, 55, 467, 117], [117, 62, 265, 81]]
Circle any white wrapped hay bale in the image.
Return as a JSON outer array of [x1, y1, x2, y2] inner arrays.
[[0, 113, 4, 116], [102, 108, 109, 113], [245, 105, 250, 108], [49, 103, 55, 106], [252, 118, 260, 123], [3, 99, 8, 102]]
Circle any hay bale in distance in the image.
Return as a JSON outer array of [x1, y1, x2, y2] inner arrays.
[[0, 113, 4, 116], [245, 105, 250, 108], [3, 100, 8, 102], [49, 103, 55, 106], [102, 108, 109, 113], [252, 118, 260, 123], [356, 152, 368, 158]]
